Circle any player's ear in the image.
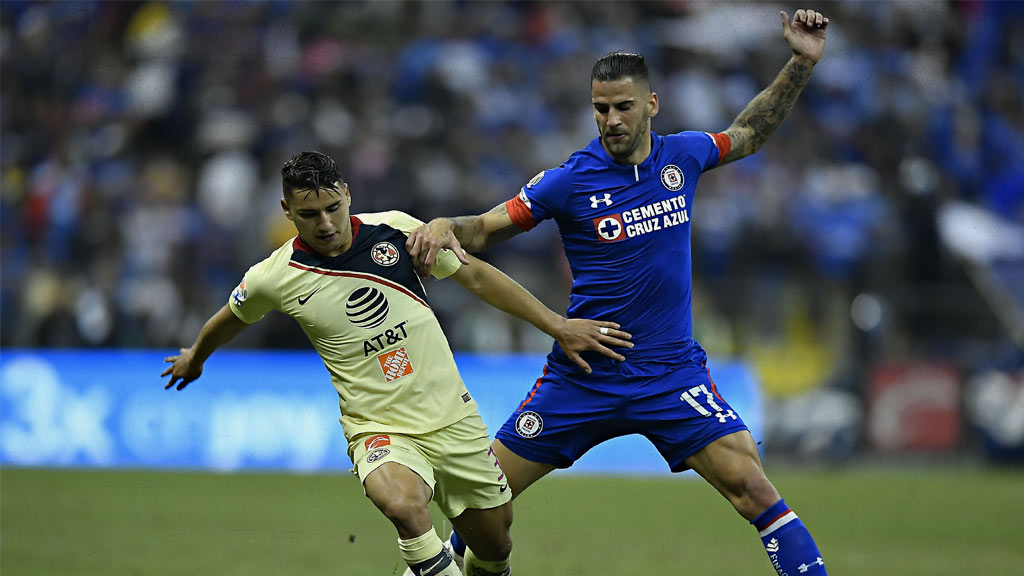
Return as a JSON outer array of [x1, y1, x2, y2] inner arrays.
[[281, 197, 294, 221], [648, 91, 659, 118]]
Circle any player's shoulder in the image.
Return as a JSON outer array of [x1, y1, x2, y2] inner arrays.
[[660, 131, 724, 166], [662, 130, 716, 151], [525, 145, 595, 192], [269, 237, 299, 261], [662, 130, 729, 170], [521, 163, 572, 200], [354, 210, 423, 236]]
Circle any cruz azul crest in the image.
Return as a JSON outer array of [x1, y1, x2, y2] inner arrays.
[[660, 164, 684, 191]]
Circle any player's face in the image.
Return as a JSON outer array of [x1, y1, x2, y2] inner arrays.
[[592, 77, 658, 164], [282, 182, 353, 257]]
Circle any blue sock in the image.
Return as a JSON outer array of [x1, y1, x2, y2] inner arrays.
[[751, 498, 827, 575], [449, 529, 467, 557]]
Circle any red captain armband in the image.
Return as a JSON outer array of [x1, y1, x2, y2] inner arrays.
[[504, 192, 537, 231], [708, 132, 732, 164]]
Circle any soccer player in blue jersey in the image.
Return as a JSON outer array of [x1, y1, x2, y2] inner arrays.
[[407, 8, 831, 575]]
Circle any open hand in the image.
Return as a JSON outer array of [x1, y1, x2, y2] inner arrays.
[[161, 348, 202, 391], [554, 319, 633, 374]]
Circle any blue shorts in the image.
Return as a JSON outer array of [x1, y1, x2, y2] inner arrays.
[[494, 357, 749, 473]]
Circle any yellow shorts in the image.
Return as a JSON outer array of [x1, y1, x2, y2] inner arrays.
[[348, 412, 510, 519]]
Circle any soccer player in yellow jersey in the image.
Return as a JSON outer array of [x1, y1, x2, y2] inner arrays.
[[161, 151, 632, 576]]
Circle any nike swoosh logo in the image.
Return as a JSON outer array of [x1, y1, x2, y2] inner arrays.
[[499, 483, 509, 493], [297, 286, 322, 305], [419, 555, 448, 576]]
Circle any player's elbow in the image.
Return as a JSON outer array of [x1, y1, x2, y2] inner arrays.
[[450, 265, 486, 296]]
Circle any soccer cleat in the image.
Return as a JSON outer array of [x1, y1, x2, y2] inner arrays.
[[401, 540, 463, 576]]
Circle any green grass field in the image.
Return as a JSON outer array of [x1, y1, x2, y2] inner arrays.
[[2, 466, 1022, 575]]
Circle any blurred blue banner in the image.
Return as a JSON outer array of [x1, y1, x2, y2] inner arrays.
[[0, 350, 760, 474]]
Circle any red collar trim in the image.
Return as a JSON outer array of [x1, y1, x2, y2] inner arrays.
[[292, 235, 313, 253], [350, 215, 361, 240]]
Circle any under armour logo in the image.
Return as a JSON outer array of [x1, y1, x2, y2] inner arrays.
[[765, 538, 780, 553], [716, 410, 737, 423], [798, 557, 825, 573], [590, 193, 612, 208]]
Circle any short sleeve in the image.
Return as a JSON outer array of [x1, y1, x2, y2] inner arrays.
[[701, 132, 731, 170], [429, 249, 462, 280], [667, 131, 731, 172], [228, 263, 277, 324], [505, 166, 570, 230]]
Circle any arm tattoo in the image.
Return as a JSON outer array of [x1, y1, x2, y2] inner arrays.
[[449, 216, 481, 251], [450, 204, 520, 252], [723, 57, 814, 164]]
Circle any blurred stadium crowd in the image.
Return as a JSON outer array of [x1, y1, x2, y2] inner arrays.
[[2, 1, 1022, 436]]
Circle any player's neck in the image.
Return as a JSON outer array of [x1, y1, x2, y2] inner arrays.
[[325, 234, 354, 257]]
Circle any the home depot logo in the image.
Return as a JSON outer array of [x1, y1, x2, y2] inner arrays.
[[377, 347, 414, 382]]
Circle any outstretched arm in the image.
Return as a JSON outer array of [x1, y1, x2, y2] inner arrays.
[[720, 9, 829, 165], [406, 202, 524, 276], [450, 253, 632, 374], [161, 304, 249, 390]]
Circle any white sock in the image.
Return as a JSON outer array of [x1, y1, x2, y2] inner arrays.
[[463, 548, 510, 576], [398, 530, 462, 576]]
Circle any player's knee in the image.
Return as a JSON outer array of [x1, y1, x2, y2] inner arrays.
[[731, 473, 780, 520], [473, 531, 513, 561], [483, 532, 513, 560], [496, 534, 513, 560], [459, 516, 513, 560], [747, 474, 780, 505]]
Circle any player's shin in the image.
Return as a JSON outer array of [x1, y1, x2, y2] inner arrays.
[[462, 548, 510, 576], [752, 498, 827, 575], [399, 529, 463, 576]]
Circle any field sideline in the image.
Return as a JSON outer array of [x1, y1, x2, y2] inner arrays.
[[2, 466, 1021, 575]]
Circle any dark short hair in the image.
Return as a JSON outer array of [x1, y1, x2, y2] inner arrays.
[[281, 151, 344, 198], [591, 51, 651, 91]]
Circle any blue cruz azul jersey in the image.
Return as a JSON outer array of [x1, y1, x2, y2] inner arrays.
[[505, 130, 730, 373]]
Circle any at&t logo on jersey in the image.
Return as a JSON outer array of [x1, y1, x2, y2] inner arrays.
[[346, 287, 390, 329], [362, 320, 410, 357], [371, 242, 400, 266]]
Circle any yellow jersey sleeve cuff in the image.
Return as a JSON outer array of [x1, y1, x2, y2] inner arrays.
[[431, 249, 462, 280]]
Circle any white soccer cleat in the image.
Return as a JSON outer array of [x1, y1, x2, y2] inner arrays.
[[400, 540, 463, 576]]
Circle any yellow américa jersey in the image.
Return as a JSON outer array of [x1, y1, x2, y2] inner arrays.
[[228, 210, 476, 440]]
